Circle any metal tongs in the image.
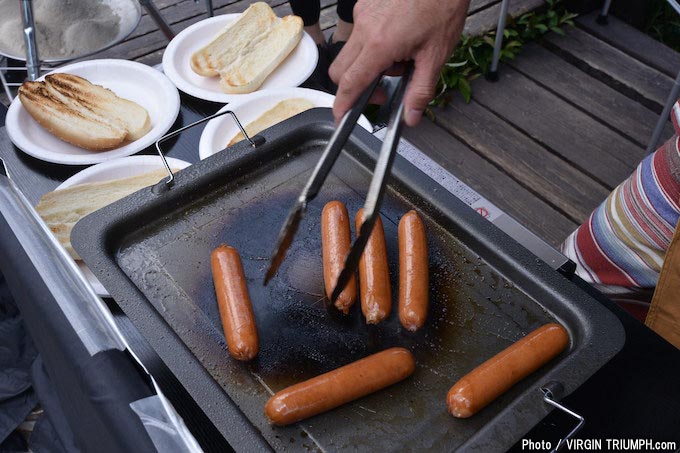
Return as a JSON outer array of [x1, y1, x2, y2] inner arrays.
[[264, 63, 413, 304]]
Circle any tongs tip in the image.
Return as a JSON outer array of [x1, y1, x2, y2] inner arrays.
[[263, 202, 305, 285], [329, 216, 376, 303]]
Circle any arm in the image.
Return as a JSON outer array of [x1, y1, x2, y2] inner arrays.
[[329, 0, 470, 126]]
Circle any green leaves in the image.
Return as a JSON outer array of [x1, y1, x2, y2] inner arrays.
[[644, 0, 680, 51], [430, 0, 576, 108]]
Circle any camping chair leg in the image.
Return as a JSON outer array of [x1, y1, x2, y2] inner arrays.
[[596, 0, 612, 25], [205, 0, 214, 17], [646, 70, 680, 154], [139, 0, 175, 40], [486, 0, 509, 82]]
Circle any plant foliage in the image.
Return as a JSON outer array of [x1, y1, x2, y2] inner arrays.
[[643, 0, 680, 52], [431, 0, 577, 108]]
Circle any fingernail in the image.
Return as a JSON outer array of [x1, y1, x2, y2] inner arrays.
[[405, 109, 423, 126]]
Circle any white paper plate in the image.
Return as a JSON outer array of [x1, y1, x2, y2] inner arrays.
[[55, 155, 191, 297], [6, 59, 180, 165], [198, 88, 373, 160], [162, 15, 318, 103]]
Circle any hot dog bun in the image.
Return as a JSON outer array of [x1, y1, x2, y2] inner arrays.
[[190, 2, 303, 94], [190, 2, 277, 77], [35, 169, 171, 260], [45, 73, 151, 141], [219, 15, 303, 94], [18, 74, 151, 150], [227, 98, 314, 147], [19, 81, 127, 150]]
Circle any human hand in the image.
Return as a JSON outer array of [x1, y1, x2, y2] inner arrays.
[[329, 0, 470, 127]]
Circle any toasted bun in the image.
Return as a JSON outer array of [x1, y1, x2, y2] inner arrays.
[[228, 98, 314, 147], [45, 73, 151, 141], [19, 81, 127, 150], [219, 15, 303, 94], [190, 3, 303, 94], [190, 2, 277, 77], [36, 169, 172, 260], [19, 74, 151, 150]]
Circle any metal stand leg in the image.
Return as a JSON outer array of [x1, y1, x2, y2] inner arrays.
[[486, 0, 509, 82], [21, 0, 40, 81], [205, 0, 213, 17], [138, 0, 175, 40], [646, 69, 680, 154], [0, 63, 14, 103], [596, 0, 612, 25]]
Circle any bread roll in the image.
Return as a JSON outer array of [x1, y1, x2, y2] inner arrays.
[[45, 73, 151, 141], [190, 2, 303, 94], [19, 81, 127, 151], [190, 2, 276, 77], [228, 98, 314, 146], [19, 74, 152, 150], [219, 15, 303, 94], [36, 169, 171, 260]]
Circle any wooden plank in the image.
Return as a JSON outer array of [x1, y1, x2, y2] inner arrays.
[[129, 0, 286, 41], [403, 119, 578, 246], [468, 65, 644, 189], [576, 11, 680, 79], [464, 0, 544, 36], [431, 100, 610, 223], [95, 0, 283, 62], [468, 0, 501, 15], [543, 26, 675, 112], [154, 0, 188, 9], [508, 43, 675, 148]]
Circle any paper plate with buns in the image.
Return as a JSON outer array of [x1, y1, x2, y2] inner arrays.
[[37, 155, 191, 296], [6, 59, 180, 165], [162, 3, 318, 103], [198, 87, 373, 160]]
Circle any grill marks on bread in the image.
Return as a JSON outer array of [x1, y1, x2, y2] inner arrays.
[[19, 80, 128, 150], [18, 73, 151, 150]]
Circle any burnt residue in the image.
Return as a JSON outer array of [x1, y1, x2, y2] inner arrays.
[[115, 139, 561, 451]]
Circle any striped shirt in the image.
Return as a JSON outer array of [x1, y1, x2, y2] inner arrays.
[[561, 100, 680, 320]]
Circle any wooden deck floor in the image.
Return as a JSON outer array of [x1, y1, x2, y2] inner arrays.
[[6, 1, 679, 249], [89, 0, 543, 65], [404, 10, 679, 247]]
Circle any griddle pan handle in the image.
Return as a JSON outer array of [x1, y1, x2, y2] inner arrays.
[[541, 381, 585, 452], [154, 109, 264, 188]]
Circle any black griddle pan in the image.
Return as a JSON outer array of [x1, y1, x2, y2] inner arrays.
[[72, 109, 625, 452]]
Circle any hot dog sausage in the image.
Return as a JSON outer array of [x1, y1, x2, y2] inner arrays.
[[355, 208, 392, 324], [211, 244, 259, 361], [447, 323, 569, 418], [265, 347, 416, 425], [398, 210, 429, 332], [321, 201, 357, 313]]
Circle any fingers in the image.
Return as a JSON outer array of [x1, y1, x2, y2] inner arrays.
[[402, 56, 440, 127], [329, 36, 362, 84], [331, 44, 394, 124]]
